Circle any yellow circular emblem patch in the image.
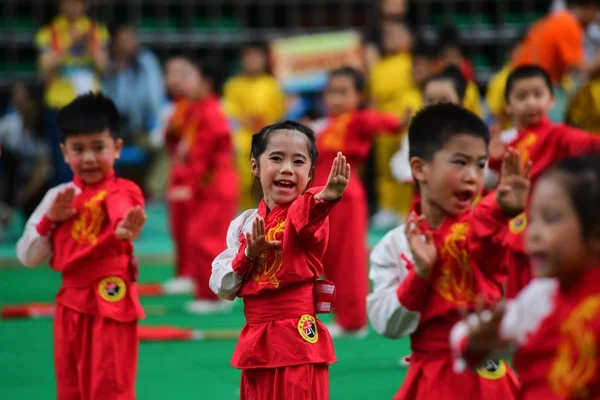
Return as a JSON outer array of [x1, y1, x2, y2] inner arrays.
[[98, 277, 126, 302], [509, 213, 527, 234], [297, 314, 318, 344], [476, 359, 508, 380]]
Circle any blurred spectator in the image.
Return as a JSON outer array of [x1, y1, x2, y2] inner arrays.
[[369, 18, 414, 228], [436, 26, 483, 116], [35, 0, 109, 184], [0, 83, 51, 238], [485, 32, 526, 129], [512, 0, 600, 83], [363, 0, 409, 69], [103, 24, 165, 144], [223, 42, 285, 210]]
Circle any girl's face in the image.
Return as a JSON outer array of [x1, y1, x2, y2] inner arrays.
[[527, 174, 599, 282], [424, 79, 461, 106], [251, 130, 313, 209], [324, 75, 361, 116]]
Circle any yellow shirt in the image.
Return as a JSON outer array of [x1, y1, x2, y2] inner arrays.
[[485, 64, 512, 128], [35, 16, 109, 109], [464, 81, 483, 117], [223, 74, 285, 136], [370, 53, 413, 113]]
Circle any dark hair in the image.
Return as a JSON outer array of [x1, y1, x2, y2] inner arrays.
[[565, 0, 600, 6], [408, 102, 489, 161], [194, 56, 226, 97], [328, 66, 367, 93], [425, 65, 467, 101], [57, 92, 120, 141], [250, 120, 319, 200], [412, 39, 435, 60], [504, 65, 553, 102], [438, 26, 463, 53], [242, 40, 268, 54], [544, 155, 600, 237]]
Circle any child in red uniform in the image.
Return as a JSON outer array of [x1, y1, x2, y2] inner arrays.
[[486, 65, 600, 298], [452, 155, 600, 400], [367, 103, 527, 399], [210, 120, 349, 399], [162, 56, 195, 294], [16, 93, 146, 400], [172, 59, 240, 314], [314, 67, 408, 336]]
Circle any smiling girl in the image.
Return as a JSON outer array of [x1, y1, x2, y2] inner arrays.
[[209, 120, 350, 399]]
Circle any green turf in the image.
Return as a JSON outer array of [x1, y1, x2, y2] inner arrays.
[[0, 265, 409, 399]]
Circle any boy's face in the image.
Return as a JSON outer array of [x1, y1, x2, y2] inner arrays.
[[505, 76, 555, 128], [61, 130, 123, 184], [164, 58, 189, 98], [242, 48, 267, 75], [381, 0, 407, 17], [527, 174, 598, 281], [424, 80, 461, 106], [382, 22, 412, 54], [412, 134, 487, 217], [60, 0, 85, 21], [324, 75, 361, 116], [411, 56, 433, 88]]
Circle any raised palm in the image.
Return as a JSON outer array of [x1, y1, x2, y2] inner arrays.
[[315, 152, 351, 202], [405, 213, 437, 279]]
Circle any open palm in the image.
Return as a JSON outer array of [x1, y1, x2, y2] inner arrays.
[[315, 152, 351, 202], [405, 214, 437, 279], [496, 148, 531, 215]]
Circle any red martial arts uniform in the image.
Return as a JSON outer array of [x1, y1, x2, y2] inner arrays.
[[370, 194, 519, 400], [165, 98, 193, 278], [488, 118, 600, 298], [183, 95, 239, 300], [210, 187, 339, 399], [16, 171, 145, 400], [314, 110, 401, 330], [453, 266, 600, 400]]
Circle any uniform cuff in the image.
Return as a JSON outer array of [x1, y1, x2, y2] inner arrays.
[[232, 243, 254, 276], [396, 270, 431, 312], [36, 215, 56, 236]]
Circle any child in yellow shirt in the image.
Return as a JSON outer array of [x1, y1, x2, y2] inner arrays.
[[223, 42, 285, 210], [369, 18, 416, 228]]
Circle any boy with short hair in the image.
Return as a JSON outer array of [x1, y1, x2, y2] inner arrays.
[[486, 65, 600, 298], [17, 92, 146, 400], [367, 103, 527, 399]]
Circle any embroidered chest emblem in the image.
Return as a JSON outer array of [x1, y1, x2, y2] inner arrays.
[[548, 295, 600, 399], [319, 114, 352, 151], [71, 190, 107, 246], [252, 219, 286, 288], [434, 222, 475, 305], [515, 132, 537, 169]]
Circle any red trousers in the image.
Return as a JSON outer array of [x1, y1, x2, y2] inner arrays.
[[322, 179, 369, 330], [54, 305, 138, 400], [240, 364, 329, 400], [168, 198, 193, 277], [188, 190, 238, 300]]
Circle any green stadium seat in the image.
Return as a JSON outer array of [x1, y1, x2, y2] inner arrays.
[[191, 18, 242, 33], [0, 17, 38, 34], [138, 17, 179, 34]]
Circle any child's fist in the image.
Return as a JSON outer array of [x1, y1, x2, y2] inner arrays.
[[47, 187, 77, 222], [115, 206, 147, 241]]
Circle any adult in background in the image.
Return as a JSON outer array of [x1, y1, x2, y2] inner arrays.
[[103, 24, 165, 195], [35, 0, 109, 184]]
